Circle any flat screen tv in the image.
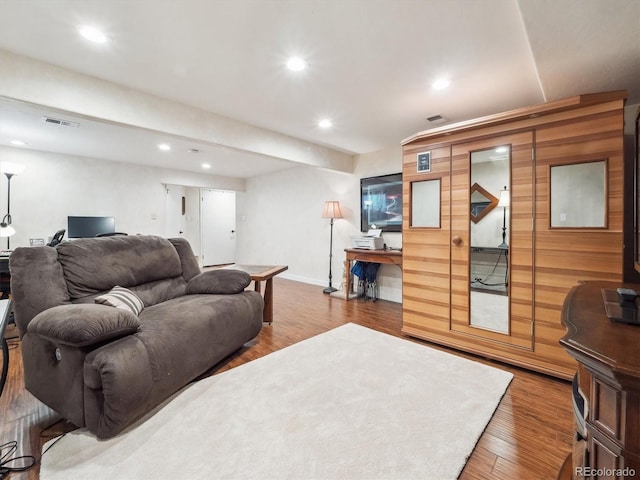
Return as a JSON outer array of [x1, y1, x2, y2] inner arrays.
[[360, 173, 402, 232], [67, 216, 116, 238]]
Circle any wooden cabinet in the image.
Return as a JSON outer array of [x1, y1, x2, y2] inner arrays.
[[401, 91, 627, 379], [560, 281, 640, 478]]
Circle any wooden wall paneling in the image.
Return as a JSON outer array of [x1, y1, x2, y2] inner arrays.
[[401, 92, 627, 380], [533, 102, 625, 378], [402, 144, 452, 336], [449, 146, 470, 331]]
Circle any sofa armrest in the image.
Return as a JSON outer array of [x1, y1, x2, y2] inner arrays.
[[186, 269, 251, 295], [28, 304, 140, 348]]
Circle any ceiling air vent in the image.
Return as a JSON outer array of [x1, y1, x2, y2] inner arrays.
[[42, 116, 80, 128], [426, 114, 446, 124]]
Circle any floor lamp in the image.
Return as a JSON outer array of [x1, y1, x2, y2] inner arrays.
[[0, 163, 24, 249], [321, 200, 343, 294]]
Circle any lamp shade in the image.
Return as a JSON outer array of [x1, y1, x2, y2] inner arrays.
[[321, 201, 343, 219], [497, 187, 510, 208], [0, 162, 25, 176], [0, 224, 15, 237]]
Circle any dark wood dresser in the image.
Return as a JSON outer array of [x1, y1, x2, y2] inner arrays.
[[560, 281, 640, 479]]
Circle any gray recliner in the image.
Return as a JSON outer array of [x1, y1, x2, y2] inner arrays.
[[9, 235, 263, 438]]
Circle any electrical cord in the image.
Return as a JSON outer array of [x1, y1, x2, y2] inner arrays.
[[0, 419, 67, 479], [470, 249, 507, 287], [0, 441, 35, 479]]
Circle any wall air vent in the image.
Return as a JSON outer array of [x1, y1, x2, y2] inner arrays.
[[426, 114, 446, 124], [42, 116, 80, 128]]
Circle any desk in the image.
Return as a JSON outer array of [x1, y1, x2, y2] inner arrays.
[[344, 249, 402, 301], [222, 265, 288, 324], [0, 256, 10, 299], [1, 299, 12, 398]]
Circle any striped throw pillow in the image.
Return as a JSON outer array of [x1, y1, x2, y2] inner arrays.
[[95, 286, 144, 316]]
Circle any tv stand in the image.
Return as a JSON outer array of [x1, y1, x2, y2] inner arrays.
[[560, 281, 640, 479]]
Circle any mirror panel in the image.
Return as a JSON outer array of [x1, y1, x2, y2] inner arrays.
[[469, 147, 510, 333], [550, 160, 607, 228], [411, 179, 441, 228]]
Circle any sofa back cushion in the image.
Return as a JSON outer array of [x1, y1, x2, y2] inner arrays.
[[57, 235, 183, 299], [9, 246, 72, 336]]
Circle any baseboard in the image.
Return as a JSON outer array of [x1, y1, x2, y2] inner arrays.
[[329, 290, 359, 300], [279, 272, 326, 287], [278, 272, 401, 304]]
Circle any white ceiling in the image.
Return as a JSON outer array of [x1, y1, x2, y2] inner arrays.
[[0, 98, 298, 177], [0, 0, 638, 178]]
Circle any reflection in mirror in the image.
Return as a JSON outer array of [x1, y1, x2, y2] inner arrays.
[[470, 183, 498, 223], [470, 146, 510, 333], [550, 160, 606, 228], [411, 179, 440, 228]]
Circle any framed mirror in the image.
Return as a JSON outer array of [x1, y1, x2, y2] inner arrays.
[[470, 183, 498, 223]]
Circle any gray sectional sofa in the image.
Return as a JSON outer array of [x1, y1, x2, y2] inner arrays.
[[9, 235, 263, 438]]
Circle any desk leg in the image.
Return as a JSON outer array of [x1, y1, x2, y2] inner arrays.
[[263, 278, 274, 324], [0, 338, 8, 398], [345, 259, 352, 302]]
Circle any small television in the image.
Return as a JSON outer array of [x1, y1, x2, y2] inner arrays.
[[360, 173, 403, 232], [67, 216, 116, 238]]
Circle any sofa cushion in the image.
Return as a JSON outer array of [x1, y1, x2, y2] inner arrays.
[[168, 237, 201, 282], [136, 292, 263, 385], [9, 246, 72, 337], [95, 286, 145, 315], [186, 270, 251, 295], [28, 304, 140, 347], [57, 235, 183, 299]]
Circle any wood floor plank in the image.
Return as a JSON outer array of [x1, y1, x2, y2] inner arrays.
[[0, 278, 573, 479]]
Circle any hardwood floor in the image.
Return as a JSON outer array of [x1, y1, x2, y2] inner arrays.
[[0, 278, 573, 479]]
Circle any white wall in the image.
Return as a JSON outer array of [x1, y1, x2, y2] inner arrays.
[[0, 146, 244, 250], [1, 143, 404, 302], [237, 145, 403, 302]]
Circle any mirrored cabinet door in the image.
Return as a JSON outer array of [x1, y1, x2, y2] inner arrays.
[[450, 132, 534, 349]]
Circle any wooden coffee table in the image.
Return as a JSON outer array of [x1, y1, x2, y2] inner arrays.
[[224, 265, 288, 324]]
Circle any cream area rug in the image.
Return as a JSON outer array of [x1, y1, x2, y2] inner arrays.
[[40, 323, 513, 480]]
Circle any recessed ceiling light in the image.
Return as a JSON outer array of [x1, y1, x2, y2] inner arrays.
[[432, 78, 451, 90], [286, 57, 307, 72], [10, 140, 26, 146], [318, 119, 332, 129], [158, 143, 171, 151], [78, 25, 108, 44], [201, 163, 211, 169]]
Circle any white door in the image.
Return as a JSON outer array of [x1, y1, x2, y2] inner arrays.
[[201, 189, 236, 266], [165, 184, 186, 238]]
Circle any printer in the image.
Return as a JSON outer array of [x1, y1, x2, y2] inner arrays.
[[350, 228, 384, 250]]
